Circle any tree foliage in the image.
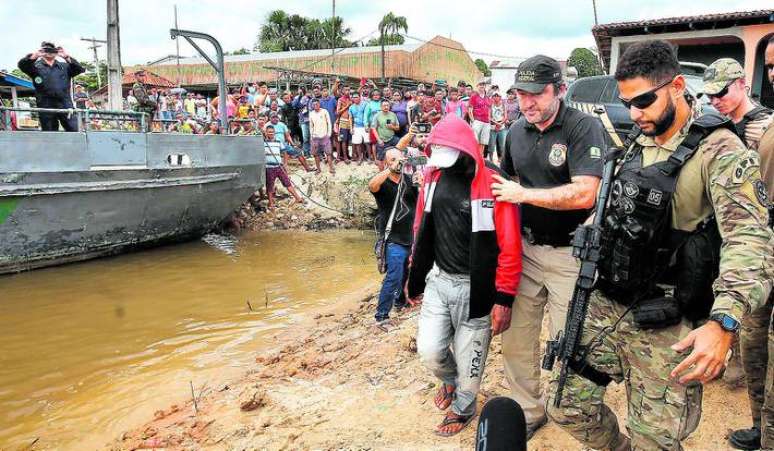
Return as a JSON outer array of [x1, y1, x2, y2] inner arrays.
[[10, 68, 30, 81], [74, 61, 108, 92], [255, 10, 354, 52], [226, 48, 251, 56], [474, 58, 491, 77], [567, 48, 603, 78], [371, 12, 408, 47]]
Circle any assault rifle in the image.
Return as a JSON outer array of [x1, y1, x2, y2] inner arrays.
[[541, 145, 622, 407]]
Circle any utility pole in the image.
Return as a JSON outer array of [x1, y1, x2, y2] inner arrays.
[[174, 4, 181, 86], [81, 37, 107, 88], [331, 0, 335, 77], [592, 0, 599, 26], [106, 0, 123, 110]]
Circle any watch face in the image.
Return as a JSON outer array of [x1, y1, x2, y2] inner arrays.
[[722, 316, 740, 331]]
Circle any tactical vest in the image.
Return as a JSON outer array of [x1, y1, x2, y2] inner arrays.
[[596, 114, 737, 319]]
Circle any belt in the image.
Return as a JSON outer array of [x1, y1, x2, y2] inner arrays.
[[522, 226, 571, 247]]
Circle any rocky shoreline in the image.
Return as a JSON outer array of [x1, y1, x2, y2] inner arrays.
[[231, 162, 381, 232]]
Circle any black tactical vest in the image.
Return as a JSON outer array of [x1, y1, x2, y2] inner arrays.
[[596, 114, 737, 317]]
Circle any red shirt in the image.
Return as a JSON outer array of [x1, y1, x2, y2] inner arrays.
[[469, 93, 491, 122]]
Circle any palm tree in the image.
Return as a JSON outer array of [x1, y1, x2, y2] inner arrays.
[[378, 13, 408, 81]]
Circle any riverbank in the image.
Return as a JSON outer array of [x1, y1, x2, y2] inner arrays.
[[111, 279, 752, 450], [235, 162, 380, 232]]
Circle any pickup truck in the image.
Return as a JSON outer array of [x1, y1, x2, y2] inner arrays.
[[565, 74, 715, 142]]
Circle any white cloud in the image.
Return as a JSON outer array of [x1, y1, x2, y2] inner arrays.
[[2, 0, 771, 73]]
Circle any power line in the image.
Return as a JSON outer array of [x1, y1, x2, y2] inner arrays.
[[401, 34, 529, 61]]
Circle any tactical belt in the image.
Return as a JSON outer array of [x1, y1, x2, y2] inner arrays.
[[522, 226, 572, 247]]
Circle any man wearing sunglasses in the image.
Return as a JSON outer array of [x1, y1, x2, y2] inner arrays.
[[703, 57, 774, 451], [545, 39, 773, 451]]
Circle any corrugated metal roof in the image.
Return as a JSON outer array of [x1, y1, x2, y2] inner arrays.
[[0, 71, 34, 89], [157, 43, 422, 66], [593, 9, 773, 32]]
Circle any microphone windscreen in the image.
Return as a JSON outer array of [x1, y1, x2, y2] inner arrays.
[[474, 397, 527, 451]]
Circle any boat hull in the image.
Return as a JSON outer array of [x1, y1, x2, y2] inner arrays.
[[0, 131, 264, 274]]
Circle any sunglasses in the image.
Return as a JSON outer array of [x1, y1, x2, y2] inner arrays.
[[619, 77, 674, 110], [706, 81, 734, 100]]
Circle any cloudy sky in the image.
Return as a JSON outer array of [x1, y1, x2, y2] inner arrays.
[[1, 0, 770, 72]]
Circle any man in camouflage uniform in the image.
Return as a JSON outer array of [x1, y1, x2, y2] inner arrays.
[[132, 70, 157, 131], [703, 56, 774, 450], [546, 40, 774, 451]]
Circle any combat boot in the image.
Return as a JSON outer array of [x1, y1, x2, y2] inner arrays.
[[729, 425, 761, 450]]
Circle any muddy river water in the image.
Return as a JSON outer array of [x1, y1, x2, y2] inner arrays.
[[0, 230, 377, 449]]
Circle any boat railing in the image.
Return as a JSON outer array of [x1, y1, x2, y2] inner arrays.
[[1, 106, 257, 135], [0, 106, 149, 133]]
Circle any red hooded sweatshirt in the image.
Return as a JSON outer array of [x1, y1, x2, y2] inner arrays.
[[407, 115, 522, 319]]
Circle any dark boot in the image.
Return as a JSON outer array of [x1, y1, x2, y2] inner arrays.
[[729, 426, 761, 450]]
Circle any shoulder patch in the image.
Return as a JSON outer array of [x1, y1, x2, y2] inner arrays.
[[754, 180, 771, 207], [589, 146, 602, 159], [733, 156, 759, 184]]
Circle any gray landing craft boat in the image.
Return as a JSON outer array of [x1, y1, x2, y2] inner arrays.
[[0, 108, 264, 274]]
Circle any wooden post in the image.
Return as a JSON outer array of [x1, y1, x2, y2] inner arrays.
[[106, 0, 123, 110]]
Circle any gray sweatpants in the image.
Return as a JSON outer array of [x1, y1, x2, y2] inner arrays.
[[416, 265, 492, 416]]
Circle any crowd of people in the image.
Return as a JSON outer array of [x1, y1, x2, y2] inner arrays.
[[369, 39, 774, 449]]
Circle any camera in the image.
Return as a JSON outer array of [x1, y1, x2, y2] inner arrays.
[[405, 155, 428, 166], [414, 122, 432, 134]]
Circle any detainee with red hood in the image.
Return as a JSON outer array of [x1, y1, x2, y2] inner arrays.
[[407, 115, 522, 437]]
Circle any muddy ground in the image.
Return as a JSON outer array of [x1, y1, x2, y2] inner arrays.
[[111, 279, 752, 451]]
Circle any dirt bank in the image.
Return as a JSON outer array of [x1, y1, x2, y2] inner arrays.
[[235, 162, 381, 232], [111, 280, 751, 451]]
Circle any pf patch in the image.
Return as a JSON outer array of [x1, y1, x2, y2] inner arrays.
[[549, 143, 567, 167]]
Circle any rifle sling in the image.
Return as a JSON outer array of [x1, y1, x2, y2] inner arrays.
[[568, 356, 613, 387]]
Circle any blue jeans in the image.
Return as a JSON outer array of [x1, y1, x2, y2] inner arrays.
[[300, 122, 311, 157], [489, 128, 508, 160], [376, 242, 410, 321]]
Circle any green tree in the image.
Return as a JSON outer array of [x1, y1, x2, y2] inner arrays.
[[567, 48, 603, 78], [474, 58, 491, 77], [10, 68, 30, 81], [73, 61, 108, 91], [255, 10, 353, 52], [376, 12, 408, 80], [226, 48, 251, 55]]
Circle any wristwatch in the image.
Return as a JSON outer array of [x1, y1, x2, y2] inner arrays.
[[709, 313, 741, 334]]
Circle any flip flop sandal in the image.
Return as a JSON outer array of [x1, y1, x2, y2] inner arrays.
[[434, 383, 455, 411], [434, 412, 474, 437]]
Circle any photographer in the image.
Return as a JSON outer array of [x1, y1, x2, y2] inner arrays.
[[18, 41, 85, 131], [369, 148, 421, 330]]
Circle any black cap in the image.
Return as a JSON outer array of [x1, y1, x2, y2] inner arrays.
[[515, 55, 562, 94], [40, 41, 57, 53]]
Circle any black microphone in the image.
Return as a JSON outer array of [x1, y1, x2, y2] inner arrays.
[[475, 397, 527, 451]]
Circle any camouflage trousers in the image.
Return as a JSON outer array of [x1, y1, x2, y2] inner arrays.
[[546, 290, 702, 451], [758, 295, 774, 449]]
